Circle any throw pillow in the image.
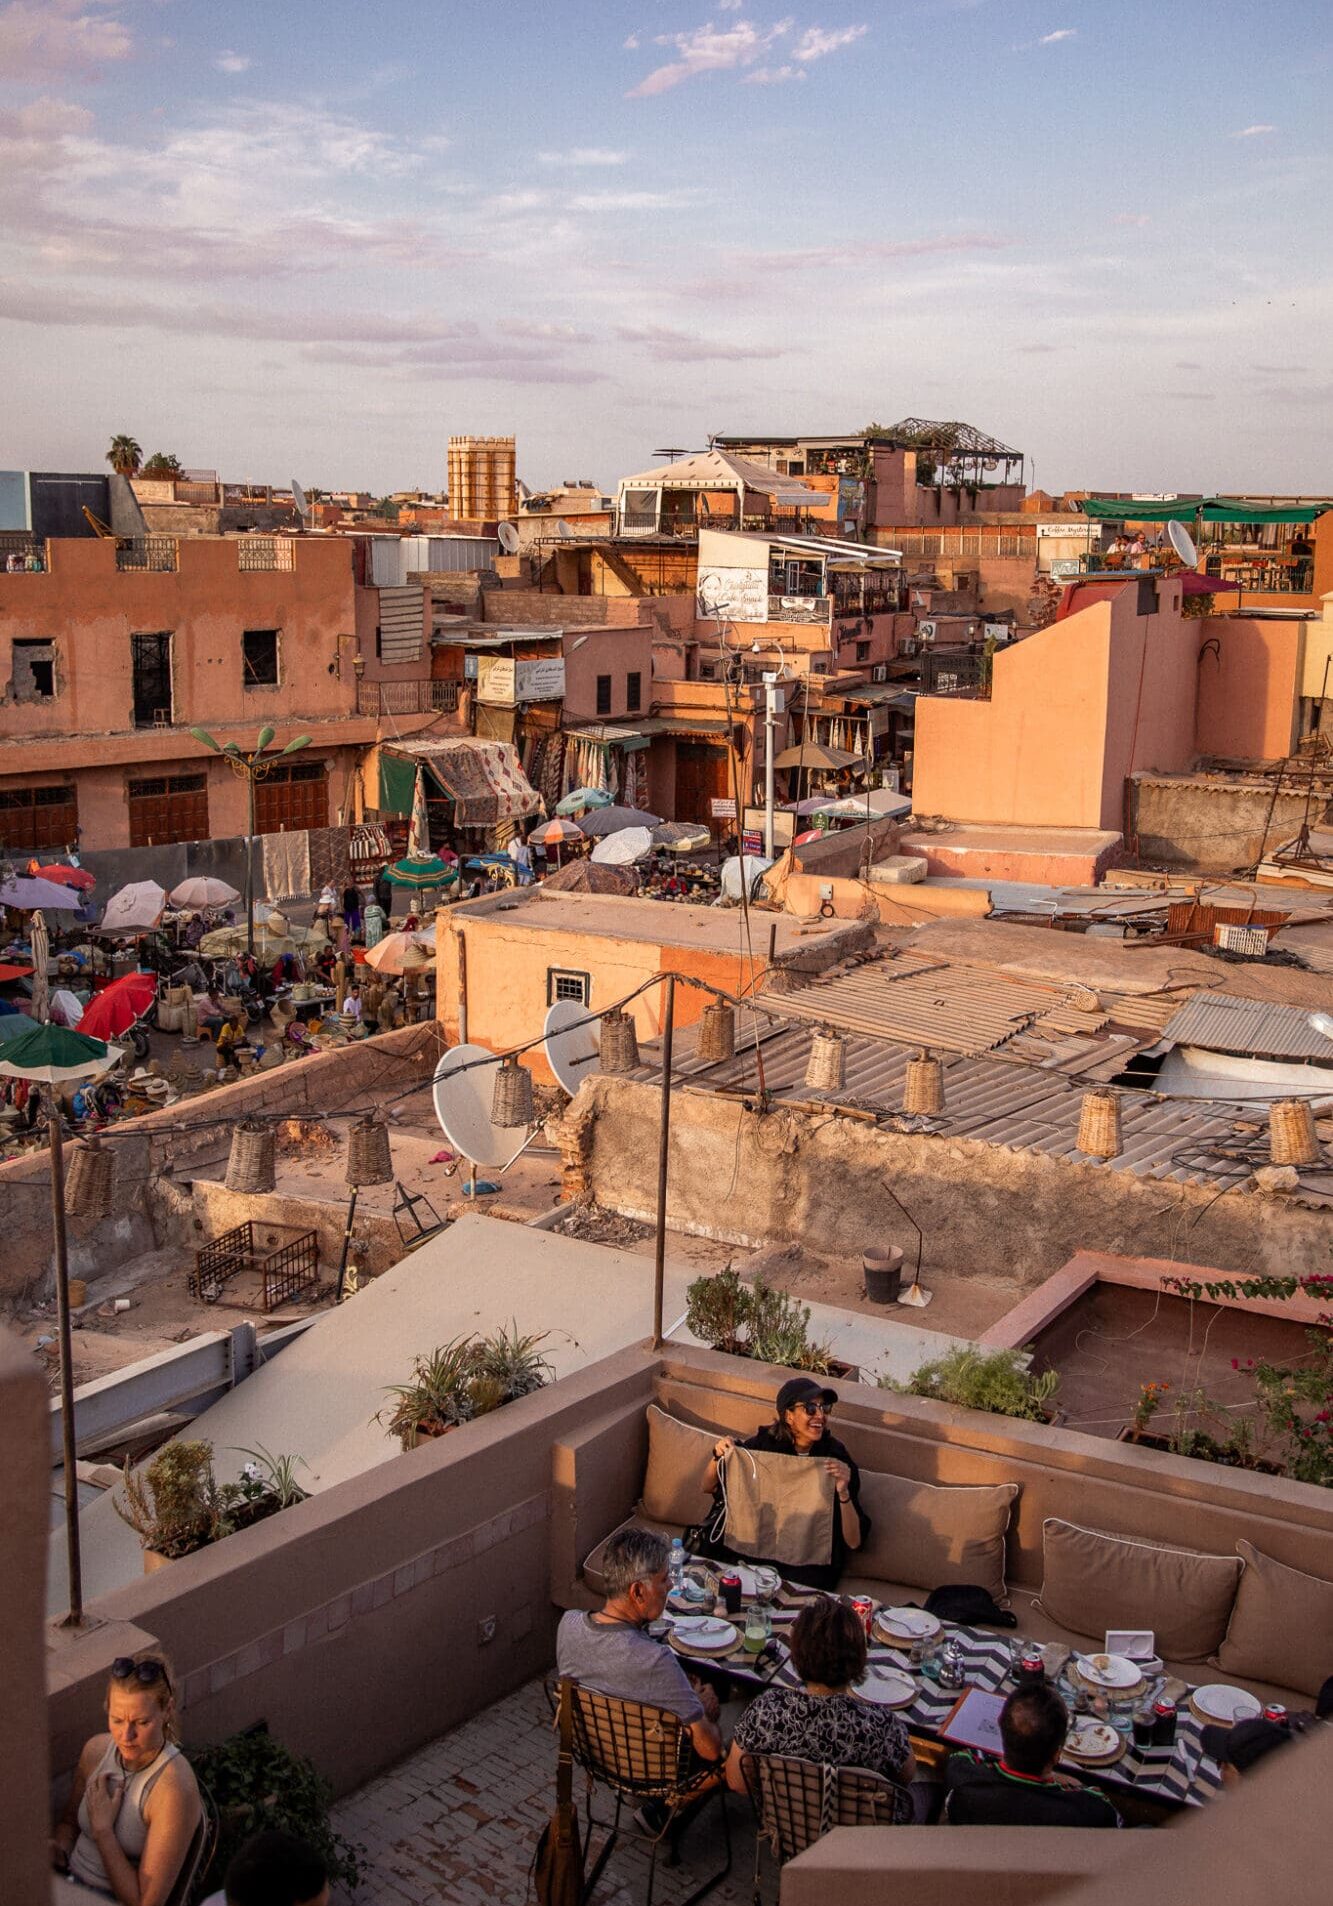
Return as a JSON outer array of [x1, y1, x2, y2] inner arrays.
[[856, 1472, 1018, 1602], [1037, 1518, 1241, 1661], [1215, 1540, 1333, 1698], [640, 1405, 718, 1527]]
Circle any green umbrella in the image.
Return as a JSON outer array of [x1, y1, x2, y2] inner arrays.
[[386, 856, 458, 889], [0, 1021, 119, 1084], [556, 787, 612, 816]]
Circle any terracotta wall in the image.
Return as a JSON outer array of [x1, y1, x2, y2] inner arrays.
[[0, 1326, 53, 1903], [1195, 615, 1303, 760], [562, 624, 654, 722]]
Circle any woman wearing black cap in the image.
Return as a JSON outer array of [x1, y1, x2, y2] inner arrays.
[[692, 1376, 870, 1590]]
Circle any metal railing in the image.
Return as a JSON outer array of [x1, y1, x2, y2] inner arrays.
[[890, 531, 1026, 558], [357, 678, 461, 715], [116, 537, 178, 572], [237, 537, 296, 571]]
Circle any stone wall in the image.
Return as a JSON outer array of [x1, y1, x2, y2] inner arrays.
[[1129, 773, 1330, 871]]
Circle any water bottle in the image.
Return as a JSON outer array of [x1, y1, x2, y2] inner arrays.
[[667, 1538, 685, 1596]]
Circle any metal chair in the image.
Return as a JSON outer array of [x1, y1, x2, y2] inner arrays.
[[557, 1676, 731, 1906], [163, 1781, 217, 1906], [740, 1751, 905, 1905]]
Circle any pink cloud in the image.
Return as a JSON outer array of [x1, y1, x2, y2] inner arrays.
[[0, 0, 134, 82], [616, 323, 787, 361], [628, 18, 868, 97]]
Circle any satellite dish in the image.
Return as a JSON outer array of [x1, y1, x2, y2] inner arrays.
[[291, 479, 311, 527], [1167, 519, 1198, 567], [497, 521, 520, 555], [432, 1043, 516, 1168], [554, 518, 575, 541], [544, 999, 600, 1097]]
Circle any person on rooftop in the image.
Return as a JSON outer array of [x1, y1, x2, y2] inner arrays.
[[556, 1525, 722, 1767], [944, 1685, 1121, 1828], [200, 1828, 329, 1906]]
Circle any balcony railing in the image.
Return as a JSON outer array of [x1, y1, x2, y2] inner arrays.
[[116, 537, 177, 573], [237, 537, 296, 572], [357, 678, 461, 716]]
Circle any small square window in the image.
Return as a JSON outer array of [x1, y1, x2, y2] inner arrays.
[[626, 671, 642, 713], [856, 641, 871, 662], [595, 674, 612, 716], [243, 628, 280, 687], [10, 639, 55, 700], [547, 968, 590, 1006]]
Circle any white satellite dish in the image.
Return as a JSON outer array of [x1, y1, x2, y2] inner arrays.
[[1167, 519, 1198, 567], [432, 1043, 516, 1168], [554, 518, 575, 541], [291, 478, 311, 527], [544, 998, 600, 1097], [497, 521, 520, 555]]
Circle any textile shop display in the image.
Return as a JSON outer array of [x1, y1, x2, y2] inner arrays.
[[307, 827, 354, 897], [261, 831, 311, 904]]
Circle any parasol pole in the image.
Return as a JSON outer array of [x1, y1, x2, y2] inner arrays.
[[651, 973, 676, 1350], [48, 1087, 83, 1624]]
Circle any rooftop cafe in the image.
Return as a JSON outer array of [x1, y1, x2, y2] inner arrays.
[[1076, 497, 1329, 603], [8, 1260, 1331, 1903]]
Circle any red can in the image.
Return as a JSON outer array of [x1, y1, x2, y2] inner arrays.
[[851, 1597, 875, 1636], [1261, 1704, 1288, 1726], [719, 1573, 743, 1616]]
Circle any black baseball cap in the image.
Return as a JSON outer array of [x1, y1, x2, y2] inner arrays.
[[776, 1377, 838, 1415], [1200, 1717, 1292, 1773]]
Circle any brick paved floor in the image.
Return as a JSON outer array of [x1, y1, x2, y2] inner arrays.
[[330, 1675, 776, 1905]]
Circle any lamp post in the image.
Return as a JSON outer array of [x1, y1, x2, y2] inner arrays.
[[190, 727, 311, 955]]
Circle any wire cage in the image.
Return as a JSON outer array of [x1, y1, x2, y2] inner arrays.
[[190, 1221, 318, 1313]]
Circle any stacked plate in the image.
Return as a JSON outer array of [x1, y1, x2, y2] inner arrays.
[[1189, 1684, 1263, 1728], [1064, 1721, 1125, 1767], [1073, 1653, 1146, 1698], [873, 1607, 941, 1646], [667, 1616, 739, 1659]]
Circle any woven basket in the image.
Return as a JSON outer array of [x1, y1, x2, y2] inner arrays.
[[1077, 1089, 1122, 1160], [491, 1054, 535, 1128], [698, 1000, 736, 1064], [599, 1009, 640, 1074], [1067, 985, 1102, 1014], [65, 1136, 114, 1220], [226, 1118, 276, 1193], [156, 983, 189, 1033], [346, 1112, 393, 1186], [1269, 1098, 1319, 1167], [805, 1028, 846, 1093], [903, 1049, 944, 1116]]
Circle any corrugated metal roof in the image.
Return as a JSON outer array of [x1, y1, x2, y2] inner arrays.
[[1161, 990, 1333, 1062]]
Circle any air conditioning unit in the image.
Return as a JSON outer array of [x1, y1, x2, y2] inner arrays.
[[871, 663, 889, 683]]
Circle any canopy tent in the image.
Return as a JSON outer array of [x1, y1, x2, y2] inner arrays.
[[379, 738, 543, 827], [813, 788, 914, 821], [1078, 497, 1329, 525], [615, 448, 828, 514]]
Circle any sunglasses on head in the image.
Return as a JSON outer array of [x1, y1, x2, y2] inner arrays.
[[111, 1657, 170, 1691]]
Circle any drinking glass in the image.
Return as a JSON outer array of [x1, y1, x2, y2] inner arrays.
[[743, 1608, 770, 1655]]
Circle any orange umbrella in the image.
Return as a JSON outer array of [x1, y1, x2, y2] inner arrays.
[[34, 864, 96, 890]]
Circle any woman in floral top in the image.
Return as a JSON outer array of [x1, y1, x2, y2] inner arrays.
[[724, 1597, 916, 1820]]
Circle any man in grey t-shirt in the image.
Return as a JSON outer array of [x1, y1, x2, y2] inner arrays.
[[557, 1527, 722, 1763]]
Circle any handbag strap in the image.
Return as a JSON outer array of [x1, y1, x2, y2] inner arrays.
[[556, 1678, 574, 1811]]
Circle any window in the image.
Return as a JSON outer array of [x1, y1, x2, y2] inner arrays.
[[127, 773, 208, 847], [547, 968, 590, 1007], [253, 757, 327, 834], [626, 671, 642, 714], [0, 783, 77, 851], [595, 673, 612, 715], [9, 639, 56, 701], [856, 641, 871, 663], [242, 628, 280, 687], [131, 631, 173, 728]]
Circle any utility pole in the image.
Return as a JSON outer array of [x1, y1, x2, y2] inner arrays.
[[762, 673, 784, 861]]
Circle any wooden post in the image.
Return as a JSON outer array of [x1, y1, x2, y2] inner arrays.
[[651, 974, 676, 1351]]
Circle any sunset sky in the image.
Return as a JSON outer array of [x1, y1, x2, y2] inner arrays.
[[1, 0, 1327, 495]]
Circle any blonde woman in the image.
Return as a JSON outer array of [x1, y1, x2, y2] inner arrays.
[[52, 1652, 202, 1903]]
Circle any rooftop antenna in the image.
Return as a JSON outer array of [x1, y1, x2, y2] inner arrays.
[[652, 447, 691, 463], [291, 478, 311, 531]]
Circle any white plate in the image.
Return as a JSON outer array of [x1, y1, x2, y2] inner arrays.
[[876, 1608, 941, 1640], [737, 1565, 781, 1599], [1065, 1722, 1121, 1762], [1076, 1652, 1143, 1689], [1191, 1684, 1263, 1725], [852, 1667, 917, 1709], [668, 1617, 739, 1655]]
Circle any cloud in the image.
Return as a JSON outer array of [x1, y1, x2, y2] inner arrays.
[[749, 230, 1013, 270], [1232, 124, 1274, 137], [214, 51, 252, 75], [1038, 29, 1076, 44], [622, 33, 639, 50], [616, 323, 787, 361], [628, 17, 868, 97], [537, 147, 628, 167], [1174, 360, 1202, 370], [0, 0, 134, 81], [567, 189, 697, 212], [743, 65, 804, 85], [1113, 212, 1150, 227]]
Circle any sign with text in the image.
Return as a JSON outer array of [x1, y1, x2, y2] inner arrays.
[[697, 566, 768, 623], [709, 797, 737, 819], [476, 654, 566, 705]]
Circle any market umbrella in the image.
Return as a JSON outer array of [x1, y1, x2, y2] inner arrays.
[[29, 910, 49, 1024], [556, 787, 613, 816], [651, 822, 712, 852], [362, 932, 433, 976], [0, 876, 85, 912], [0, 1011, 36, 1043], [530, 817, 585, 848], [78, 971, 156, 1041], [0, 1021, 118, 1086], [772, 741, 863, 772], [99, 880, 166, 933], [386, 855, 456, 889], [169, 876, 240, 910], [577, 804, 661, 839], [34, 864, 96, 891], [542, 860, 638, 896], [591, 826, 654, 867], [50, 988, 84, 1028]]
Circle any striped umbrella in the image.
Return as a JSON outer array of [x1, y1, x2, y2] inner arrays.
[[0, 1022, 119, 1085], [529, 817, 584, 848]]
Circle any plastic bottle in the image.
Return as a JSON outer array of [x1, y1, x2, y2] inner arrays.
[[667, 1537, 685, 1595]]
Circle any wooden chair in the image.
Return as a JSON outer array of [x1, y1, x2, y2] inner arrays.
[[557, 1676, 731, 1906], [163, 1782, 217, 1906], [740, 1751, 905, 1905]]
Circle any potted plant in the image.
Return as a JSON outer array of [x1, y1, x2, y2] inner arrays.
[[378, 1326, 552, 1449], [115, 1441, 309, 1570], [683, 1270, 845, 1376], [190, 1725, 362, 1898], [886, 1345, 1061, 1424]]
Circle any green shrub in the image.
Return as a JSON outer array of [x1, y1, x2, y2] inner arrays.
[[685, 1269, 832, 1372], [889, 1346, 1059, 1422], [190, 1727, 362, 1896]]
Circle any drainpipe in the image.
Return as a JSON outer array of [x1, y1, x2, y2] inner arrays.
[[456, 926, 468, 1045]]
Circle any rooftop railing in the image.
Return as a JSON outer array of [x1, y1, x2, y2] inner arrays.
[[357, 678, 461, 715], [116, 536, 178, 572]]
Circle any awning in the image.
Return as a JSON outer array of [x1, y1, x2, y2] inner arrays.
[[1079, 497, 1330, 525], [383, 739, 542, 826]]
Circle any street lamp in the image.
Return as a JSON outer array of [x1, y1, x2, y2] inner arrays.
[[190, 726, 311, 955]]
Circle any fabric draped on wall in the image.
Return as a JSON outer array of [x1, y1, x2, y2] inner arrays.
[[261, 830, 311, 903]]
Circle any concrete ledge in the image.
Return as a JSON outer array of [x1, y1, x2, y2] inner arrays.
[[899, 825, 1123, 886]]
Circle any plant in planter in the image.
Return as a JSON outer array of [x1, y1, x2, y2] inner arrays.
[[684, 1269, 835, 1374], [887, 1346, 1060, 1423], [686, 1266, 751, 1357], [190, 1725, 362, 1897], [1128, 1379, 1171, 1440], [378, 1326, 552, 1448], [1251, 1329, 1333, 1487], [115, 1440, 309, 1564]]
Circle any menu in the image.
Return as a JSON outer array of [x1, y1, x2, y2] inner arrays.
[[939, 1688, 1007, 1755]]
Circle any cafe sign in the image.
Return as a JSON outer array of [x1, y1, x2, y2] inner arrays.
[[476, 655, 566, 705]]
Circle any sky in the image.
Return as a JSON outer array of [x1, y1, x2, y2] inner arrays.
[[0, 0, 1329, 496]]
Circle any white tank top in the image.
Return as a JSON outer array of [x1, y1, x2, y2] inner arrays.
[[68, 1738, 181, 1894]]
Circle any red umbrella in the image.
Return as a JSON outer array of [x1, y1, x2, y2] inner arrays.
[[77, 971, 156, 1040], [34, 864, 96, 890]]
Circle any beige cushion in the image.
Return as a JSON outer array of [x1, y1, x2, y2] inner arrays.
[[640, 1405, 718, 1528], [856, 1472, 1018, 1602], [1215, 1541, 1333, 1698], [1038, 1518, 1241, 1662]]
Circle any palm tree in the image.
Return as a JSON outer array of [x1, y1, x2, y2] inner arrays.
[[106, 435, 143, 477]]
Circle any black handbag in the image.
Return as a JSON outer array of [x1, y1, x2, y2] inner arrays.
[[924, 1584, 1016, 1628]]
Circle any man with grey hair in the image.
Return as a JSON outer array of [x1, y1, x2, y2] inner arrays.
[[557, 1526, 722, 1764]]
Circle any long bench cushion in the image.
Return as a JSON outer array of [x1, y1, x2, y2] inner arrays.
[[1215, 1541, 1333, 1699], [641, 1405, 718, 1527], [1037, 1518, 1241, 1662], [856, 1472, 1017, 1603]]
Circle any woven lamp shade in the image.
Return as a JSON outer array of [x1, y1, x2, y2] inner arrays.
[[346, 1112, 393, 1186], [1077, 1088, 1122, 1160], [1269, 1098, 1319, 1167], [226, 1118, 276, 1193], [65, 1135, 115, 1219], [903, 1049, 945, 1116], [805, 1028, 846, 1093], [599, 1008, 640, 1074], [698, 1000, 736, 1064], [492, 1054, 536, 1127]]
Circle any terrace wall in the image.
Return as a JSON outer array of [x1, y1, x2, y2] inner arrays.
[[0, 1326, 53, 1904]]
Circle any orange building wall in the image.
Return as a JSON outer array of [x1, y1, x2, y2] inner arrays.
[[1194, 616, 1303, 761]]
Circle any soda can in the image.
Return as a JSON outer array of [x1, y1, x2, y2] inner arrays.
[[851, 1597, 875, 1636], [719, 1573, 743, 1616], [1151, 1699, 1178, 1748], [1018, 1651, 1047, 1683], [1261, 1704, 1288, 1726]]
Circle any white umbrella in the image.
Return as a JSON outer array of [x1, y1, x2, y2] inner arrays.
[[0, 875, 84, 912], [100, 880, 167, 934], [29, 909, 49, 1025], [169, 877, 240, 909], [591, 826, 655, 867], [720, 854, 774, 901]]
